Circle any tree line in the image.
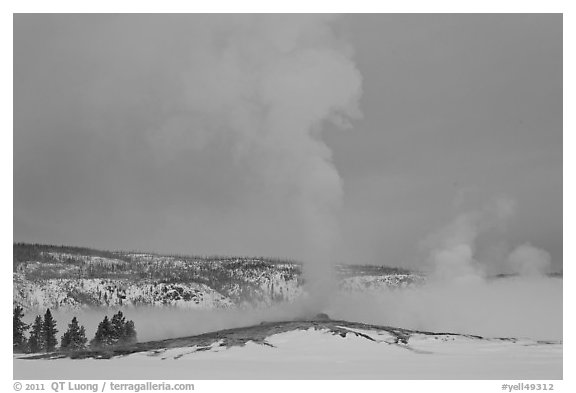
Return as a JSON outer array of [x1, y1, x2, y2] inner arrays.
[[13, 306, 137, 353], [14, 242, 301, 281]]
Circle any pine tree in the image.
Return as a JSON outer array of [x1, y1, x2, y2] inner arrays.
[[111, 311, 137, 345], [43, 309, 58, 352], [13, 306, 29, 352], [123, 320, 137, 345], [110, 311, 126, 345], [28, 315, 44, 353], [90, 316, 114, 348], [60, 317, 87, 351]]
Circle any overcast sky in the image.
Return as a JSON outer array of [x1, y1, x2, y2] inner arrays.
[[13, 14, 562, 272]]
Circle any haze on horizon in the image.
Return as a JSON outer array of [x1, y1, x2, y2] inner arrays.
[[13, 14, 562, 272]]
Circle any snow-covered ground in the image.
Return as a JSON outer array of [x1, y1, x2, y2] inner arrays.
[[12, 246, 562, 380], [13, 327, 561, 380]]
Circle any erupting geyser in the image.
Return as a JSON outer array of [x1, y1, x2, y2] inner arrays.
[[167, 15, 363, 312]]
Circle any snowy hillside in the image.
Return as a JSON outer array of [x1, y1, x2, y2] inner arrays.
[[14, 318, 562, 379], [13, 243, 421, 311], [13, 274, 234, 310]]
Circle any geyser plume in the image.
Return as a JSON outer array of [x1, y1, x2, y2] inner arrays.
[[507, 243, 551, 277], [328, 196, 561, 340], [164, 15, 362, 311], [423, 196, 516, 281], [422, 196, 552, 280]]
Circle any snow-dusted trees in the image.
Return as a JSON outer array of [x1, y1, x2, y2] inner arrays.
[[16, 308, 58, 353], [14, 308, 138, 354], [28, 315, 44, 353], [22, 309, 58, 353], [60, 317, 88, 351], [90, 311, 137, 348], [13, 306, 29, 352], [90, 316, 114, 348], [111, 310, 137, 345], [123, 320, 137, 344], [42, 309, 58, 352]]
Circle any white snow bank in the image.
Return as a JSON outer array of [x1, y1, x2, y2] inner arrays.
[[14, 328, 561, 380]]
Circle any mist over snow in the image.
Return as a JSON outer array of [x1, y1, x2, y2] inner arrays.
[[16, 196, 562, 342], [28, 272, 561, 344], [328, 276, 561, 341], [25, 300, 322, 343], [326, 197, 562, 341]]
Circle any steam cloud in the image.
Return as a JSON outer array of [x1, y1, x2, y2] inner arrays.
[[141, 18, 559, 340], [423, 197, 552, 280], [422, 197, 516, 281], [328, 196, 561, 340], [508, 243, 552, 277], [152, 15, 362, 311]]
